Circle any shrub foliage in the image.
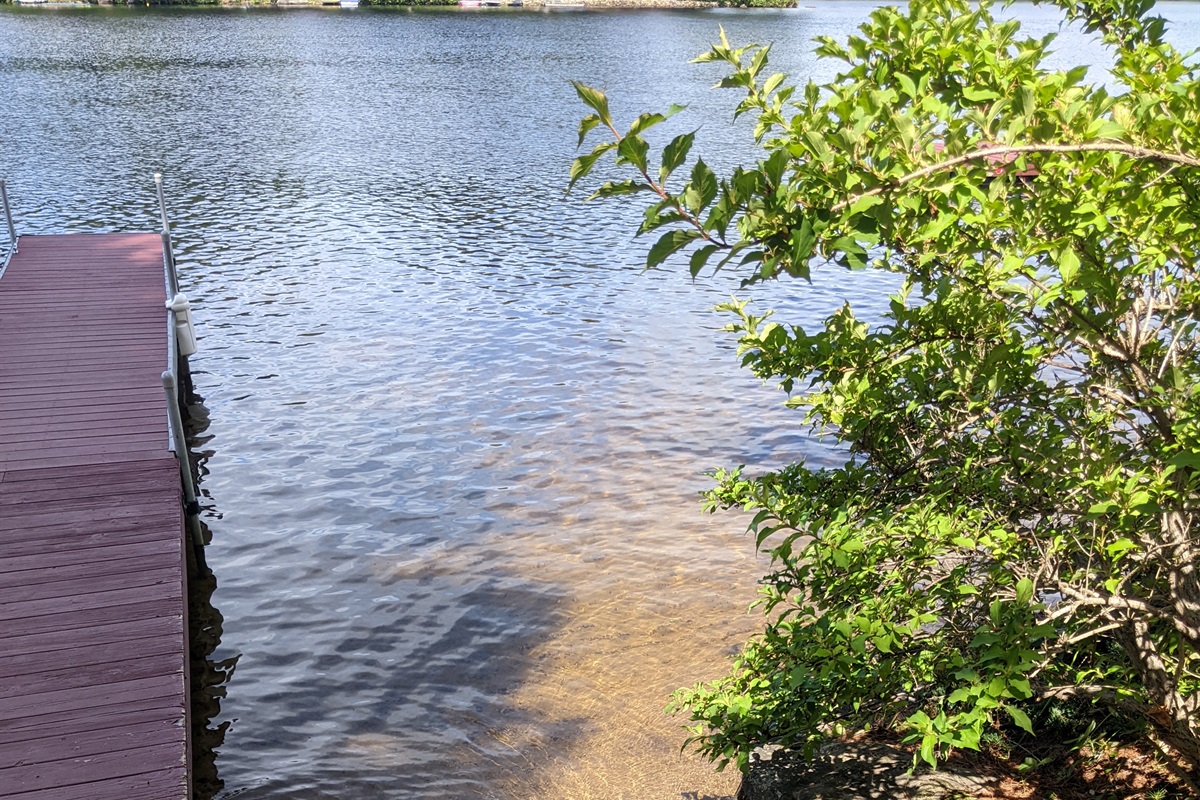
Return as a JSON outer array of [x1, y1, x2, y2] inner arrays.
[[571, 0, 1200, 786]]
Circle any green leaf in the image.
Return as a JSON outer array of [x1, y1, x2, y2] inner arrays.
[[846, 194, 883, 217], [914, 212, 957, 243], [1059, 248, 1081, 284], [568, 141, 616, 191], [1090, 119, 1126, 139], [831, 237, 868, 270], [947, 687, 973, 704], [763, 72, 787, 96], [689, 244, 720, 278], [763, 149, 790, 188], [577, 114, 602, 148], [684, 160, 718, 214], [631, 105, 684, 136], [1105, 538, 1137, 558], [920, 733, 937, 767], [1128, 490, 1153, 513], [963, 86, 1001, 102], [955, 726, 981, 751], [571, 81, 613, 128], [748, 43, 771, 79], [590, 180, 654, 200], [646, 229, 700, 270], [1015, 578, 1034, 605], [628, 112, 667, 136], [660, 131, 696, 185], [788, 219, 817, 277], [617, 135, 650, 173], [1006, 705, 1034, 734], [803, 131, 832, 164], [1168, 451, 1200, 470]]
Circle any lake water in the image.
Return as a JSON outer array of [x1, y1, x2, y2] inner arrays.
[[2, 3, 1197, 798]]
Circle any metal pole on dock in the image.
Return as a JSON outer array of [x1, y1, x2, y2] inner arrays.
[[1, 179, 16, 253], [163, 370, 209, 576], [155, 173, 179, 297]]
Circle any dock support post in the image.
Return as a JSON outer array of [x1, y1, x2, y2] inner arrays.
[[1, 179, 15, 255], [163, 370, 209, 576]]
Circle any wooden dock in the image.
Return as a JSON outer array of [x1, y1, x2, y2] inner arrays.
[[0, 234, 191, 800]]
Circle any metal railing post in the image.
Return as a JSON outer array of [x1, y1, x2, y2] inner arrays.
[[163, 370, 209, 576], [1, 179, 16, 255], [155, 173, 179, 297]]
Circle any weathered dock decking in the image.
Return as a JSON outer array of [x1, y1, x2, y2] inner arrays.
[[0, 234, 191, 800]]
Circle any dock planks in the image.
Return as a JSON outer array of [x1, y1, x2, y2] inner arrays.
[[0, 234, 190, 800]]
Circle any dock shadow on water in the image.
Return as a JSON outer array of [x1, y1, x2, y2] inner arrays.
[[266, 567, 581, 798], [212, 547, 748, 799], [194, 503, 758, 799], [189, 535, 238, 800], [186, 397, 237, 800]]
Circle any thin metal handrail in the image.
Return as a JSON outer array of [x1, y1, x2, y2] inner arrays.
[[163, 366, 208, 562], [166, 308, 208, 575], [1, 178, 17, 273], [155, 173, 179, 297], [166, 310, 181, 451], [158, 173, 208, 574]]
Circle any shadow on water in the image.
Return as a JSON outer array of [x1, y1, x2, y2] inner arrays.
[[189, 533, 238, 800], [214, 563, 582, 799], [186, 392, 237, 800], [182, 391, 593, 799]]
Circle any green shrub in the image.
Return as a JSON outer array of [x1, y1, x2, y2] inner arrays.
[[571, 0, 1200, 789]]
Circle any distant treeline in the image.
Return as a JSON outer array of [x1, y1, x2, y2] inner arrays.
[[1, 0, 793, 6], [0, 0, 463, 5]]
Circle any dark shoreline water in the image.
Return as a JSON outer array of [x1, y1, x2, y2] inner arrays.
[[3, 3, 1198, 797]]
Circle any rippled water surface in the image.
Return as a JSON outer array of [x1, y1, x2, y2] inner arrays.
[[2, 3, 1198, 797]]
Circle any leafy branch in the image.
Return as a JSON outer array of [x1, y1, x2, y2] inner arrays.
[[830, 142, 1200, 214], [570, 81, 732, 273]]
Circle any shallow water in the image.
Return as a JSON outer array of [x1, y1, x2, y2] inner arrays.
[[2, 3, 1197, 797]]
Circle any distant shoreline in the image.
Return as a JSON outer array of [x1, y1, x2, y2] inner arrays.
[[2, 0, 746, 9]]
